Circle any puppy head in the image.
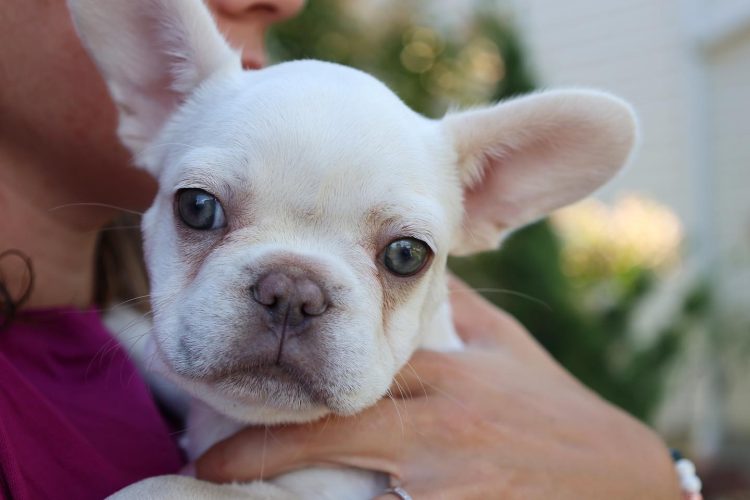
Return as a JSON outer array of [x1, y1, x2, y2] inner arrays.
[[69, 0, 636, 422]]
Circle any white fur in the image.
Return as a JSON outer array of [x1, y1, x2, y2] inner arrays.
[[68, 0, 637, 498]]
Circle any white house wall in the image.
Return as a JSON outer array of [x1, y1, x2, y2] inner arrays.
[[507, 0, 750, 455]]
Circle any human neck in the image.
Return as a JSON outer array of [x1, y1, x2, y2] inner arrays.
[[0, 168, 104, 310]]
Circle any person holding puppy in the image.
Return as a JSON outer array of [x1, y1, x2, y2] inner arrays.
[[0, 0, 683, 499]]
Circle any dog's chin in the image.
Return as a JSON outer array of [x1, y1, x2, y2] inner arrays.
[[157, 357, 366, 424], [209, 374, 333, 424], [209, 362, 330, 409], [200, 388, 332, 425], [195, 367, 384, 424]]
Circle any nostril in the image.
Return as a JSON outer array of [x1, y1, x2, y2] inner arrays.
[[296, 279, 327, 317], [250, 285, 276, 307], [302, 300, 327, 317], [251, 272, 294, 310]]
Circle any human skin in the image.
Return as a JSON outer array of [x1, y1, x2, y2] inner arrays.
[[0, 0, 302, 308], [0, 1, 680, 498]]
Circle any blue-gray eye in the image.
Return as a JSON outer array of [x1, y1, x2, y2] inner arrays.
[[176, 189, 226, 230], [383, 238, 430, 276]]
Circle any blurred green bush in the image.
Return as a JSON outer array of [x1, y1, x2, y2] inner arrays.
[[268, 0, 706, 421]]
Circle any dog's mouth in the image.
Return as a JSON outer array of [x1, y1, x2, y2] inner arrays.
[[200, 360, 335, 411]]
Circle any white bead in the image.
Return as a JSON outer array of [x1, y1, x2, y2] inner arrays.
[[675, 458, 696, 476], [681, 474, 702, 493]]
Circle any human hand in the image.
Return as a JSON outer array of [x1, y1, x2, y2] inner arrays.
[[195, 276, 681, 499]]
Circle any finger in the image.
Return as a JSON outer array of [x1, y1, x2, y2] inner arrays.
[[195, 400, 418, 483], [447, 274, 527, 346]]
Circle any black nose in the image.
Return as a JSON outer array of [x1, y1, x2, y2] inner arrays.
[[251, 272, 328, 328]]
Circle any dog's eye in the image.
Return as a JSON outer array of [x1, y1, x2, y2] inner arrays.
[[382, 238, 431, 276], [176, 189, 227, 230]]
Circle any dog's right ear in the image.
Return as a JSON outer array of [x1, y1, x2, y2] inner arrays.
[[67, 0, 240, 173]]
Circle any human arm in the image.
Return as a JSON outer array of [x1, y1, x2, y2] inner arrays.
[[195, 276, 682, 499]]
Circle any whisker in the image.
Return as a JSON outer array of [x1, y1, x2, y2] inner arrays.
[[49, 202, 144, 216], [260, 426, 269, 482], [451, 286, 552, 311], [106, 294, 152, 310], [50, 298, 150, 318], [85, 336, 123, 380], [403, 363, 429, 400], [98, 225, 142, 232], [114, 311, 156, 387], [384, 387, 406, 436], [87, 308, 153, 377], [392, 373, 412, 400], [316, 413, 333, 437], [140, 141, 202, 154], [419, 380, 471, 413]]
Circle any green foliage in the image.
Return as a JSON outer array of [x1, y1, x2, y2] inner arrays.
[[452, 222, 705, 420], [268, 1, 692, 421], [269, 1, 533, 115]]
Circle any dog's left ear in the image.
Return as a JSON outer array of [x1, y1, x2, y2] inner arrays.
[[67, 0, 240, 171], [443, 90, 637, 255]]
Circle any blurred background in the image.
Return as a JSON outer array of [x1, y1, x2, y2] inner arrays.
[[268, 0, 750, 497]]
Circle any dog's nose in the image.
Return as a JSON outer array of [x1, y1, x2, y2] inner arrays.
[[251, 272, 328, 328]]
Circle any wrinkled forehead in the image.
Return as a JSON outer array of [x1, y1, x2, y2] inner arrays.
[[155, 62, 458, 240], [184, 66, 436, 169], [160, 62, 441, 173]]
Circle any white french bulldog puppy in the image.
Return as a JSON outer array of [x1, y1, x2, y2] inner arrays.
[[68, 0, 637, 498]]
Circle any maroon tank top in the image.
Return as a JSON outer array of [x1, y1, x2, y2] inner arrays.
[[0, 308, 184, 499]]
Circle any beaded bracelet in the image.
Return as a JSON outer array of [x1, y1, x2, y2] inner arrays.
[[671, 449, 703, 500]]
